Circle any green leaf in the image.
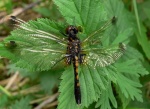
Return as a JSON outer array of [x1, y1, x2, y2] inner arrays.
[[138, 0, 150, 24], [132, 0, 150, 59], [54, 0, 148, 109], [114, 47, 149, 108], [58, 65, 109, 109], [54, 0, 107, 35], [95, 83, 117, 109], [58, 66, 79, 109], [116, 73, 142, 101], [55, 0, 132, 109], [39, 70, 60, 94], [102, 0, 133, 45], [118, 90, 131, 109], [11, 97, 32, 109], [0, 95, 9, 108], [0, 0, 13, 13]]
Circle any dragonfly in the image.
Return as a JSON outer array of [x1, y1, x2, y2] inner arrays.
[[3, 16, 126, 104]]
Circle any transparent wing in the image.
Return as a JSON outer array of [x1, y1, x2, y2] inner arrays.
[[82, 16, 117, 44], [3, 16, 68, 71], [10, 16, 67, 45], [84, 43, 126, 68]]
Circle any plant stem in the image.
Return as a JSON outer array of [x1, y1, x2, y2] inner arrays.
[[132, 0, 141, 36], [0, 85, 12, 97]]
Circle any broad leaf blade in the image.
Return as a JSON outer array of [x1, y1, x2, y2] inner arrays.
[[58, 66, 79, 109], [95, 83, 117, 109], [54, 0, 107, 35]]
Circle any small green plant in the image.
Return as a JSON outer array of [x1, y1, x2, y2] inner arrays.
[[0, 0, 149, 109], [0, 0, 13, 14]]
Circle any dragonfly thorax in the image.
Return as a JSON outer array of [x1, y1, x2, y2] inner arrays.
[[69, 40, 81, 55], [66, 25, 82, 63]]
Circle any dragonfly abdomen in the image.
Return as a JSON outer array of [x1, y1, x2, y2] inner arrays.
[[73, 55, 81, 104]]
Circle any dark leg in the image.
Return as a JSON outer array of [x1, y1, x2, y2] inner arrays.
[[66, 54, 72, 65], [51, 54, 71, 68], [51, 57, 66, 69]]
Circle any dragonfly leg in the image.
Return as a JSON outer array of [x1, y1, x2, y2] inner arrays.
[[51, 56, 66, 69], [65, 54, 72, 65]]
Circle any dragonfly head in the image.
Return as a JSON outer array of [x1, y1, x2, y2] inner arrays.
[[66, 25, 78, 38]]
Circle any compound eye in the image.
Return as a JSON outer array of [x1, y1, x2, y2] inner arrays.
[[66, 26, 71, 34]]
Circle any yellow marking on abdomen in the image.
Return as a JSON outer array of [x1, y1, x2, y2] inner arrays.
[[76, 67, 78, 73], [75, 62, 78, 67], [75, 56, 78, 60], [75, 56, 79, 73], [76, 75, 79, 80]]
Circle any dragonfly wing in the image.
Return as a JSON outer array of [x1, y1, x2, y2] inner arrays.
[[10, 16, 67, 44], [85, 43, 126, 68], [83, 17, 117, 43], [4, 39, 67, 71], [3, 16, 67, 71]]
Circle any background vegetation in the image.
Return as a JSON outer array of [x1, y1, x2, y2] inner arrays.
[[0, 0, 150, 109]]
